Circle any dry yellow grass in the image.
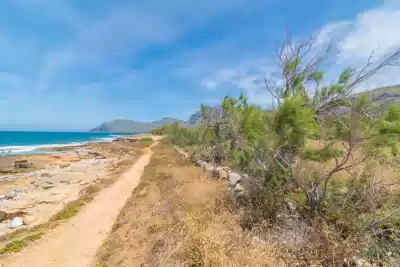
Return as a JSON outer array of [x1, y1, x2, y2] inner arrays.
[[96, 143, 281, 267]]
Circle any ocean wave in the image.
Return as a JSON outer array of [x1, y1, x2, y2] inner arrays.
[[0, 133, 124, 156], [0, 142, 88, 156]]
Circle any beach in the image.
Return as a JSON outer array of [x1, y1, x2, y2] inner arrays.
[[0, 135, 150, 237]]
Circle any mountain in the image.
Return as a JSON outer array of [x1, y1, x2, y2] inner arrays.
[[91, 85, 400, 133], [90, 117, 184, 133], [367, 84, 400, 108]]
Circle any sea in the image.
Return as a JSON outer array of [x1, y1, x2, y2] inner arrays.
[[0, 131, 129, 156]]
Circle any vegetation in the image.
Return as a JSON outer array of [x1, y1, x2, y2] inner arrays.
[[161, 35, 400, 265], [96, 144, 278, 266]]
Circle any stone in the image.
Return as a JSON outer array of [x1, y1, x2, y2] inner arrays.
[[212, 167, 229, 180], [203, 163, 215, 177], [40, 172, 52, 178], [8, 217, 23, 228], [79, 181, 89, 186], [194, 159, 206, 168], [220, 166, 231, 172], [0, 195, 5, 200], [13, 159, 33, 169], [234, 183, 245, 193], [5, 189, 17, 199], [228, 172, 242, 187], [42, 185, 55, 190], [23, 215, 36, 225], [286, 200, 297, 213], [168, 164, 172, 167], [59, 162, 71, 169], [0, 211, 6, 222]]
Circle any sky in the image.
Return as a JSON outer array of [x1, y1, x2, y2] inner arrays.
[[1, 0, 400, 131]]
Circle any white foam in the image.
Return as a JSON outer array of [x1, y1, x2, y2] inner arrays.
[[0, 142, 88, 156], [0, 134, 125, 156]]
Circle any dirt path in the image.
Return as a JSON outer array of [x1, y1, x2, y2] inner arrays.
[[0, 145, 155, 267]]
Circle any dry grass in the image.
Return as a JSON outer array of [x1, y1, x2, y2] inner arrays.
[[96, 143, 281, 267]]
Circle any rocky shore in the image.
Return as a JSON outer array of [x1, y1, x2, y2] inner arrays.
[[0, 139, 142, 237]]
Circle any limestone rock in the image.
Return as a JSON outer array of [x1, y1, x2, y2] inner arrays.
[[194, 159, 206, 168], [23, 215, 36, 225], [79, 181, 89, 186], [42, 185, 55, 190], [59, 162, 71, 169], [0, 211, 6, 222], [212, 167, 229, 180], [8, 217, 23, 228], [5, 189, 17, 199], [228, 172, 242, 187], [13, 159, 33, 169], [203, 163, 215, 177], [40, 172, 52, 178], [234, 183, 245, 193]]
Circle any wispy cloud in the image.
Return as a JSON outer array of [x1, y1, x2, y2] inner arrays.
[[201, 0, 400, 103], [1, 0, 399, 130]]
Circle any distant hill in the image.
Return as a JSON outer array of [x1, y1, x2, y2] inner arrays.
[[90, 117, 184, 133], [367, 84, 400, 109], [91, 85, 400, 133]]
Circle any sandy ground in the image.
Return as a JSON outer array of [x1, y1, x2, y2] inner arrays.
[[0, 144, 154, 267], [0, 145, 119, 236]]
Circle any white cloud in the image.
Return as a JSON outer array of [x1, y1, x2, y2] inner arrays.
[[338, 7, 400, 61], [201, 0, 400, 103]]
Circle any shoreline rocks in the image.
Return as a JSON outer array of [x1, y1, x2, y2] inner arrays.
[[8, 217, 23, 228]]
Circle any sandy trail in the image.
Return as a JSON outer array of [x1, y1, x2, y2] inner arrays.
[[0, 145, 155, 267]]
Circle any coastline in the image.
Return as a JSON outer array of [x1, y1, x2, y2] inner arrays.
[[0, 134, 152, 238]]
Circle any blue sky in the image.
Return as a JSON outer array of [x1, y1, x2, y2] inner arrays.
[[1, 0, 400, 131]]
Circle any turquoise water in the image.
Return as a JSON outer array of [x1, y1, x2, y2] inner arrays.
[[0, 131, 129, 155]]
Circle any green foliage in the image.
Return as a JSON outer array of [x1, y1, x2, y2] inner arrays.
[[338, 68, 353, 84], [151, 126, 166, 135], [273, 94, 318, 151], [301, 146, 343, 162]]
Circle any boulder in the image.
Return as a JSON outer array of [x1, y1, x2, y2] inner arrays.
[[228, 172, 242, 187], [234, 183, 245, 193], [0, 211, 6, 222], [5, 189, 17, 199], [203, 163, 215, 177], [79, 181, 89, 186], [23, 215, 37, 225], [194, 159, 206, 168], [212, 167, 229, 180], [59, 162, 71, 169], [8, 217, 23, 228], [13, 159, 33, 169], [40, 172, 52, 178]]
